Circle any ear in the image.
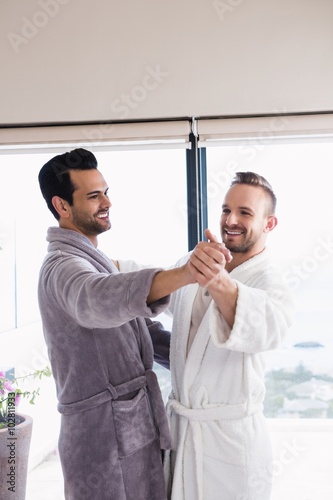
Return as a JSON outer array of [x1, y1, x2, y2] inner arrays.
[[52, 196, 70, 219], [264, 215, 278, 233]]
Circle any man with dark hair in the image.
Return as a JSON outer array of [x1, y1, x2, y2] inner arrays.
[[37, 148, 228, 500], [119, 171, 294, 500], [38, 147, 99, 220]]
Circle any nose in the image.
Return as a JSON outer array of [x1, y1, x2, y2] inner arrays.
[[225, 211, 238, 226], [102, 195, 112, 209]]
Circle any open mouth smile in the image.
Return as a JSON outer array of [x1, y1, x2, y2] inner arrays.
[[97, 211, 109, 220], [225, 229, 244, 236]]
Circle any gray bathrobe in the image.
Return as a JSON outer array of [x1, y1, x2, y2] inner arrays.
[[38, 227, 172, 500]]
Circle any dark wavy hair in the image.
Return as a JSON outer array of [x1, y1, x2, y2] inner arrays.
[[38, 148, 98, 220], [231, 171, 277, 214]]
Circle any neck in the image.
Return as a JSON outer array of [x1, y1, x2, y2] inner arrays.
[[89, 236, 98, 248], [226, 247, 265, 272]]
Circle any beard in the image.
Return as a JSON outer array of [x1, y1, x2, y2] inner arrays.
[[224, 241, 255, 253], [222, 229, 257, 254], [71, 207, 111, 236]]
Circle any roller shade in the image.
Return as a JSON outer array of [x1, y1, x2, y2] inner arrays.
[[0, 120, 192, 154], [197, 113, 333, 147]]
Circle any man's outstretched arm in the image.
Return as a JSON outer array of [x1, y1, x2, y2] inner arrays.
[[147, 232, 231, 304]]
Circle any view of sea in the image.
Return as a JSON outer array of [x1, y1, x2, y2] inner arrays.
[[266, 309, 333, 376], [152, 264, 333, 404], [154, 307, 333, 404]]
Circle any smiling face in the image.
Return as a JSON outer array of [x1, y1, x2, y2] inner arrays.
[[220, 183, 277, 267], [52, 169, 111, 247]]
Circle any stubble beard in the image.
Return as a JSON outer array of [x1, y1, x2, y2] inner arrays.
[[72, 208, 111, 237], [224, 241, 254, 253], [222, 229, 256, 254]]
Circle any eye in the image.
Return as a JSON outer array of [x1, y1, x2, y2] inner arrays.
[[240, 211, 251, 216], [222, 208, 230, 214]]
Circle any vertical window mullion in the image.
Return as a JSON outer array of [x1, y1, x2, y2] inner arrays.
[[186, 131, 208, 250]]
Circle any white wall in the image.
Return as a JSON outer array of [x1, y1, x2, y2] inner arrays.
[[1, 0, 333, 125]]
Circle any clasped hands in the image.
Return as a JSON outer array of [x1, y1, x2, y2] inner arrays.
[[185, 228, 232, 289]]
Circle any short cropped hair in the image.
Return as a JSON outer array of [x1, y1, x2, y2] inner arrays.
[[230, 171, 277, 214], [38, 148, 98, 220]]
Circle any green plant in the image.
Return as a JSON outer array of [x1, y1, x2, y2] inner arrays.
[[0, 367, 52, 429]]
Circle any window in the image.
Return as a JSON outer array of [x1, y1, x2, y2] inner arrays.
[[2, 117, 333, 416], [95, 148, 188, 267], [0, 153, 55, 332], [94, 148, 187, 401], [0, 120, 190, 336], [0, 147, 187, 402], [206, 141, 333, 418], [1, 118, 332, 497]]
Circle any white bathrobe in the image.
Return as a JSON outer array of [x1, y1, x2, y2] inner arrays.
[[120, 249, 294, 500]]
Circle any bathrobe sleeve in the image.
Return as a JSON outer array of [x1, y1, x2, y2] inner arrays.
[[210, 267, 295, 353], [118, 259, 152, 271], [43, 252, 169, 329], [119, 262, 172, 369], [119, 254, 192, 319]]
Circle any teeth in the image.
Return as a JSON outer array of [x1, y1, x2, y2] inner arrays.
[[97, 213, 108, 219], [227, 231, 242, 235]]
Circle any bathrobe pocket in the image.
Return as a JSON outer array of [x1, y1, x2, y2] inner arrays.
[[203, 419, 246, 466], [112, 388, 157, 458]]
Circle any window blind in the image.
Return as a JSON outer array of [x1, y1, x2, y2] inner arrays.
[[197, 113, 333, 147], [0, 120, 192, 154]]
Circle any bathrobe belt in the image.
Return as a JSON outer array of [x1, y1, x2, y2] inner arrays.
[[57, 369, 172, 449], [167, 398, 254, 421], [166, 399, 262, 500]]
